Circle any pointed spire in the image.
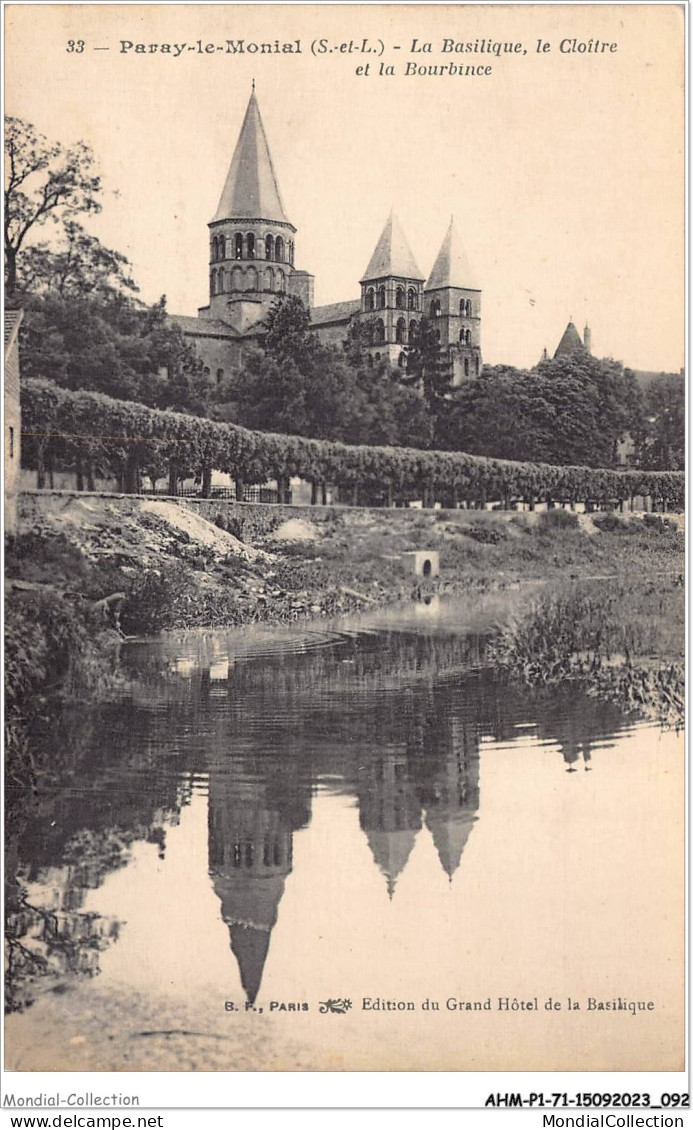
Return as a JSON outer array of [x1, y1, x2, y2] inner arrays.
[[553, 320, 585, 359], [360, 212, 424, 282], [426, 216, 478, 291], [213, 91, 289, 224]]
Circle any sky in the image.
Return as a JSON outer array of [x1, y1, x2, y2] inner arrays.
[[5, 3, 685, 371]]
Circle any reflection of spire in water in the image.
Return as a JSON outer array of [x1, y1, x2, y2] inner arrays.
[[208, 774, 306, 1003], [228, 923, 272, 1005], [365, 829, 418, 897], [358, 751, 422, 896], [421, 715, 481, 880]]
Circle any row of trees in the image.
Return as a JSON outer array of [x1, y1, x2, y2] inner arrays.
[[5, 115, 684, 473], [21, 377, 685, 508]]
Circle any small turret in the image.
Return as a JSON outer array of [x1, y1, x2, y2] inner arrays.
[[583, 323, 592, 353]]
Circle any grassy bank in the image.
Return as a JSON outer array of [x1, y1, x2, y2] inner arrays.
[[489, 577, 684, 726], [6, 498, 685, 766]]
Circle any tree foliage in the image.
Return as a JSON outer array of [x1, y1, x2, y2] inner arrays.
[[214, 298, 432, 449], [20, 294, 207, 414], [5, 117, 102, 297], [439, 354, 644, 468], [635, 374, 685, 471]]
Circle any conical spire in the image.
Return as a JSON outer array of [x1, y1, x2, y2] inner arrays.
[[427, 217, 478, 290], [360, 212, 424, 282], [213, 90, 289, 224], [553, 321, 585, 358]]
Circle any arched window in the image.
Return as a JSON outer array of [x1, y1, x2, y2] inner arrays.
[[374, 352, 381, 361], [377, 285, 386, 309], [374, 318, 385, 344], [408, 288, 417, 311], [218, 235, 225, 260], [216, 368, 224, 385], [459, 328, 465, 342], [211, 237, 218, 262], [246, 233, 255, 258], [430, 299, 441, 317], [246, 267, 258, 291], [276, 270, 285, 292], [395, 286, 405, 309], [289, 240, 294, 266], [210, 269, 217, 295], [231, 266, 243, 291], [409, 319, 417, 342], [435, 328, 441, 343], [464, 358, 470, 377], [465, 329, 471, 345], [466, 299, 473, 316], [395, 317, 406, 344], [265, 234, 274, 261], [234, 233, 243, 259], [398, 352, 407, 369], [265, 267, 274, 292], [275, 236, 284, 262], [365, 287, 375, 311]]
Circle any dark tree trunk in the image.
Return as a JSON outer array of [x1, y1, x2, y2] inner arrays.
[[321, 482, 327, 506], [124, 454, 139, 494], [168, 463, 178, 496], [235, 478, 245, 502], [36, 440, 46, 489], [201, 465, 212, 499], [75, 454, 84, 492], [86, 461, 95, 492], [311, 480, 318, 505]]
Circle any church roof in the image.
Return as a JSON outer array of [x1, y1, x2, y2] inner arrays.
[[213, 91, 290, 225], [168, 313, 240, 338], [310, 299, 361, 326], [360, 213, 424, 283], [426, 217, 479, 291], [553, 321, 585, 358]]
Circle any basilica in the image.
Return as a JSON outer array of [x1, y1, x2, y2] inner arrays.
[[170, 88, 482, 385]]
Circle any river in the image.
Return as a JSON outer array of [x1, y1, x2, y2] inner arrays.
[[5, 593, 683, 1072]]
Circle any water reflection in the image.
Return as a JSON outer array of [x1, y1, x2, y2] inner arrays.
[[6, 609, 636, 1010]]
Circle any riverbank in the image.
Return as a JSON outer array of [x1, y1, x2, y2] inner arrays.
[[6, 493, 685, 766]]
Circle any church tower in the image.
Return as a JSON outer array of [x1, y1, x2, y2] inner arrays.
[[202, 88, 313, 335], [357, 213, 425, 368], [425, 218, 482, 385]]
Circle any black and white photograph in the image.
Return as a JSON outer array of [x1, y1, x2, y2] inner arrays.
[[3, 2, 685, 1086]]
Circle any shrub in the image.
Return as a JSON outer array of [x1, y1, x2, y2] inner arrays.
[[462, 521, 505, 545], [537, 508, 579, 532], [642, 513, 676, 534], [592, 512, 630, 533]]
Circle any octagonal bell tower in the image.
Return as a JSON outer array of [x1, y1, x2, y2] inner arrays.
[[202, 89, 311, 334]]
